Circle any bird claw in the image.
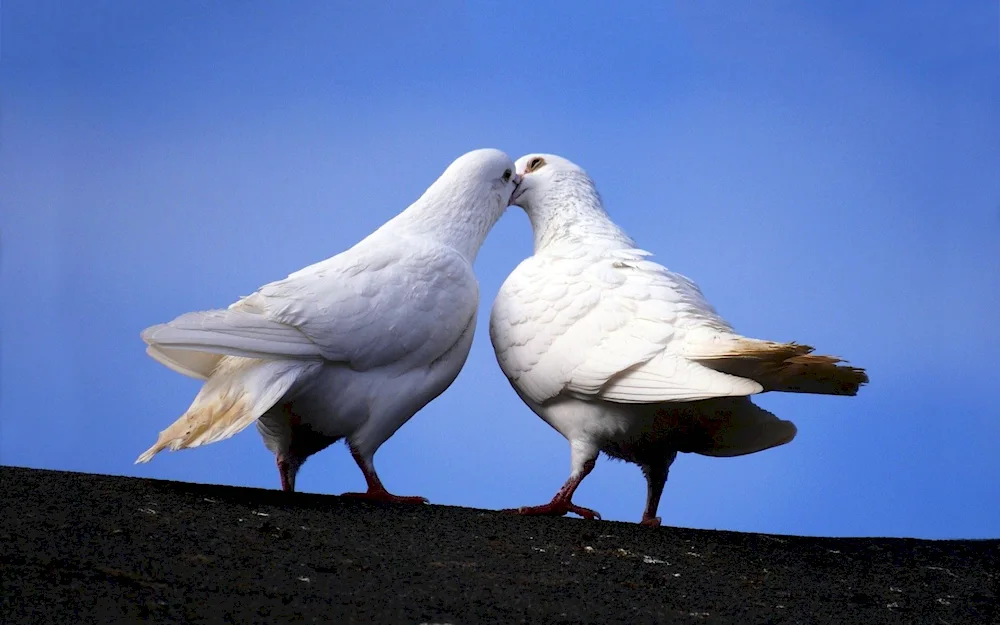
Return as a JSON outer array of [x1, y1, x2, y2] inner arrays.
[[505, 501, 602, 521], [640, 516, 662, 528], [567, 504, 602, 521], [341, 490, 429, 505]]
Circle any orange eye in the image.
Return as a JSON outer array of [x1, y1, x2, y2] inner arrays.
[[525, 157, 546, 173]]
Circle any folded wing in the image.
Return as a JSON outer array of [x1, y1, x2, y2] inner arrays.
[[491, 250, 762, 405], [144, 238, 480, 378], [492, 247, 866, 405]]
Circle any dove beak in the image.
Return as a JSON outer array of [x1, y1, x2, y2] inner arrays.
[[511, 175, 526, 205]]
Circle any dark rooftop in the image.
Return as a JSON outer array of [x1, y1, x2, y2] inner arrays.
[[2, 465, 996, 624]]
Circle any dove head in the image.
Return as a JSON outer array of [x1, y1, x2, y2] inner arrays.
[[441, 148, 521, 191], [398, 148, 520, 263], [511, 153, 629, 251]]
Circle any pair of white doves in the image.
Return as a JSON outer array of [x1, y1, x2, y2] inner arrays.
[[137, 149, 867, 526]]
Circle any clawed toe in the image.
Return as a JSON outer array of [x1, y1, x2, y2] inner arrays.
[[505, 501, 602, 521], [341, 490, 429, 505], [567, 504, 601, 520]]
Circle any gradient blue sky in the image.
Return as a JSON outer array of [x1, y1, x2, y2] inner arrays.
[[3, 1, 998, 539]]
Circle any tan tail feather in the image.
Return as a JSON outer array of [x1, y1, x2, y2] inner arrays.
[[135, 388, 252, 463], [136, 357, 309, 464], [693, 340, 869, 396]]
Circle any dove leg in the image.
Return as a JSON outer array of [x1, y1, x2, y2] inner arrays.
[[340, 446, 429, 505], [639, 463, 667, 527], [268, 404, 337, 494], [277, 457, 297, 492], [506, 443, 601, 520], [272, 404, 300, 493], [639, 451, 677, 527]]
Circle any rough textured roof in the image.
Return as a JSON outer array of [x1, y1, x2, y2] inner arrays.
[[2, 465, 996, 624]]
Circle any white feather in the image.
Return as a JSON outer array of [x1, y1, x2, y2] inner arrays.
[[491, 249, 758, 405], [491, 152, 866, 524], [137, 148, 520, 486]]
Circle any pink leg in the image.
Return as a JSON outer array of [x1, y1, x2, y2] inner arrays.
[[277, 456, 297, 493], [504, 458, 601, 520], [639, 453, 676, 527], [277, 404, 300, 493], [341, 448, 428, 505], [639, 463, 667, 527]]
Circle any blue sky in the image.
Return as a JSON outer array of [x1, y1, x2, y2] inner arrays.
[[3, 1, 998, 539]]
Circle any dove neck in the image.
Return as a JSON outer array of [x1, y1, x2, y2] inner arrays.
[[390, 184, 505, 264], [528, 182, 633, 253]]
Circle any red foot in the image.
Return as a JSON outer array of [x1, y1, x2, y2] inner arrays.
[[640, 516, 662, 528], [504, 500, 602, 521], [341, 488, 429, 505], [345, 448, 427, 505]]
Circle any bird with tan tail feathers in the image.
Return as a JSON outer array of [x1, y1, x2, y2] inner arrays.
[[490, 153, 868, 526], [137, 148, 522, 502]]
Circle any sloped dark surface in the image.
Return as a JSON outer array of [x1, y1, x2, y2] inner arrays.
[[1, 465, 997, 624]]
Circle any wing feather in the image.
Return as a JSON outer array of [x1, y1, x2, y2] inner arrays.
[[491, 248, 761, 405], [144, 236, 479, 375]]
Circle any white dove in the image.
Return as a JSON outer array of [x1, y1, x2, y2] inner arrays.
[[136, 148, 521, 502], [490, 153, 867, 525]]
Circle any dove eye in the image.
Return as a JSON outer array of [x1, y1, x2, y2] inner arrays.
[[502, 169, 512, 183], [526, 157, 546, 173]]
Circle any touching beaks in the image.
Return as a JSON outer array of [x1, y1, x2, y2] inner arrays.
[[511, 180, 525, 205]]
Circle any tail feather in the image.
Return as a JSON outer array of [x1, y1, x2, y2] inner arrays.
[[139, 309, 323, 380], [687, 338, 868, 396], [135, 356, 316, 464], [145, 345, 223, 381], [688, 397, 798, 457]]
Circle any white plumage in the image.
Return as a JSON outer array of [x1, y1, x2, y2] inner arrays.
[[137, 148, 521, 501], [490, 153, 867, 525]]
